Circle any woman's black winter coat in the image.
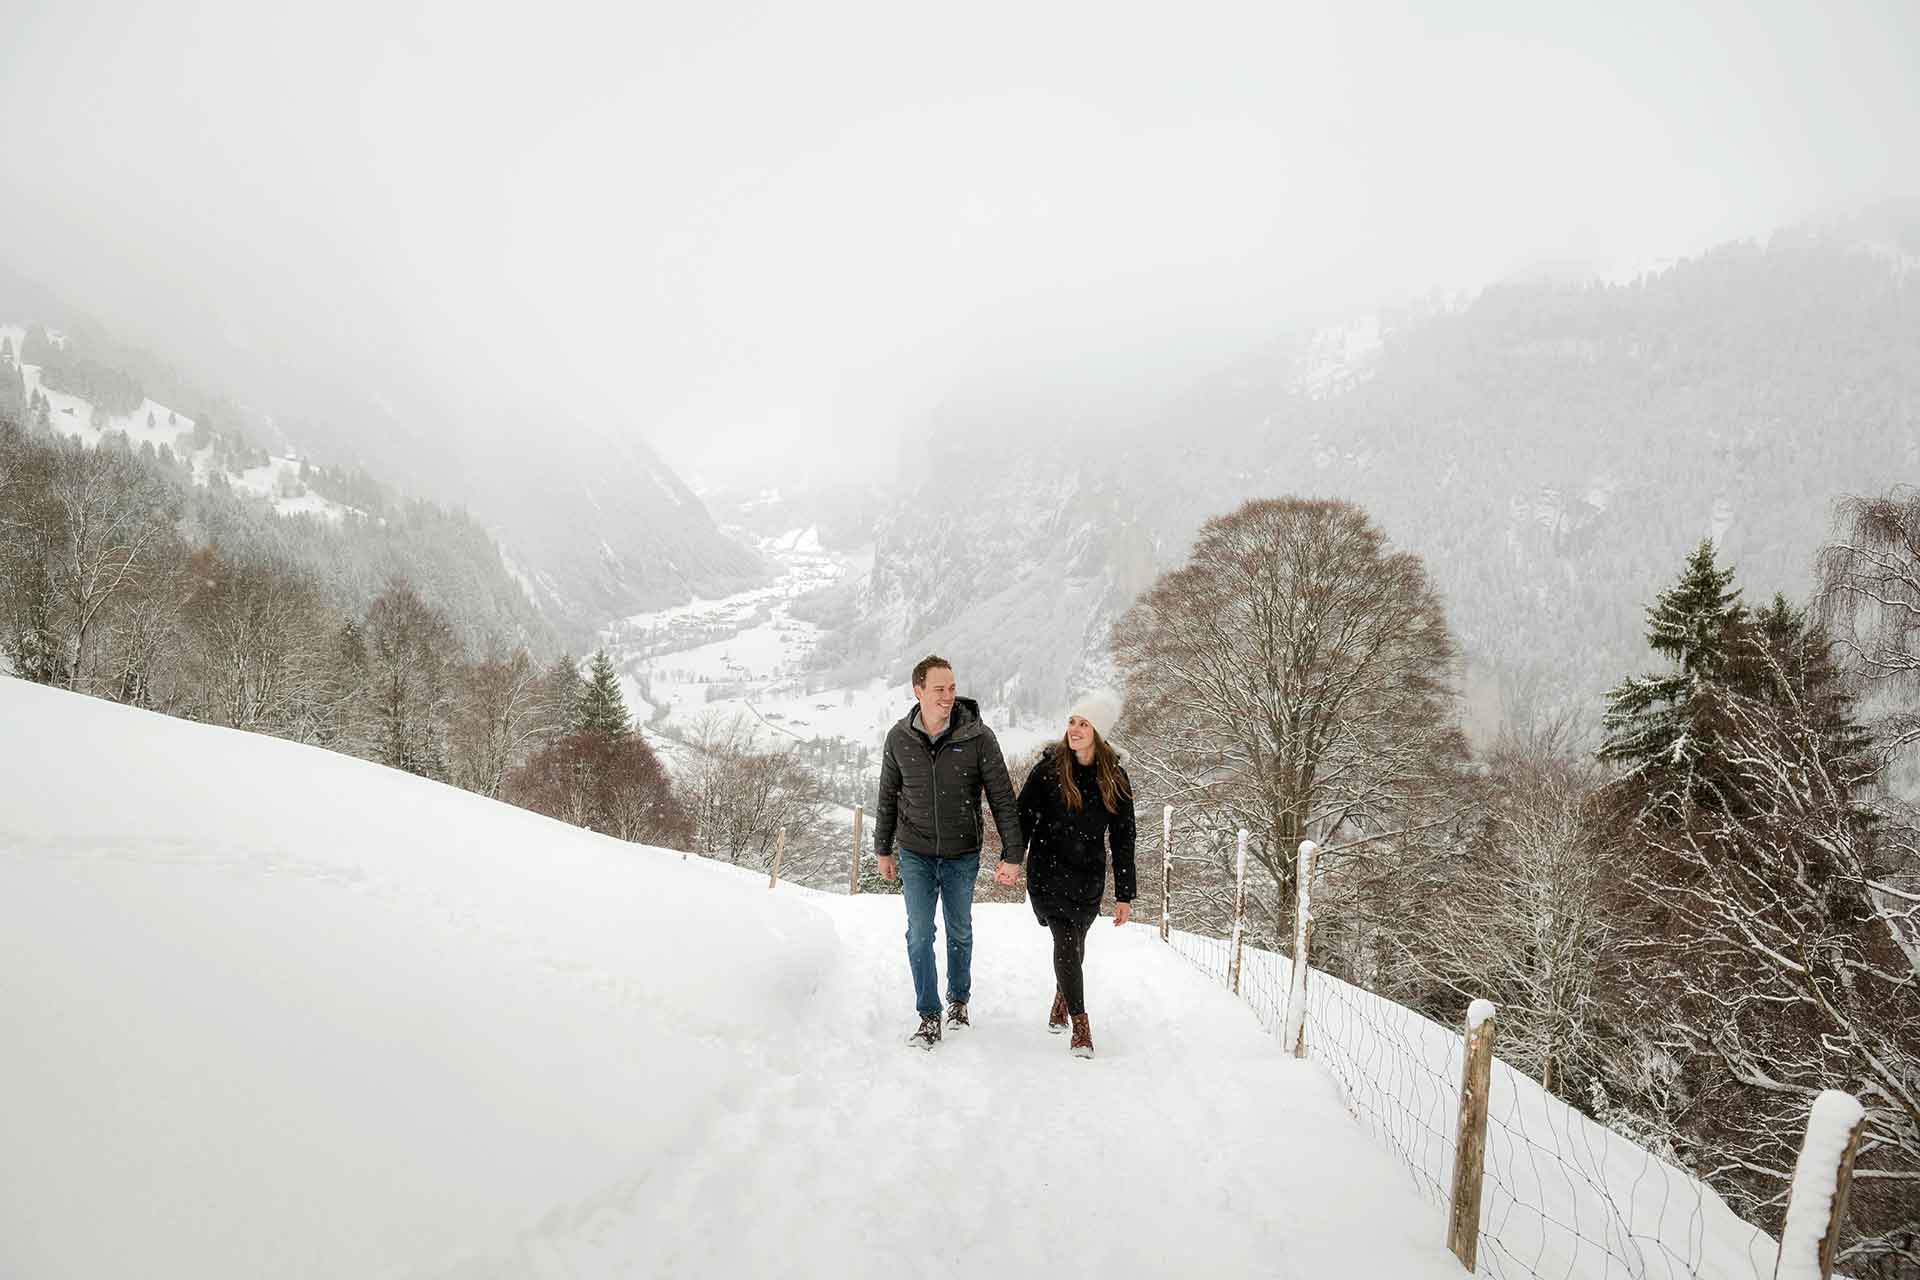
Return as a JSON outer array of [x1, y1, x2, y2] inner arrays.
[[1017, 745, 1137, 929]]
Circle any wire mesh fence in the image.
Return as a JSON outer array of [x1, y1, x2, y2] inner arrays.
[[1162, 850, 1780, 1280], [818, 808, 1802, 1280]]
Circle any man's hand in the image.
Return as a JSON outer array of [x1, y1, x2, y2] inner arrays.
[[878, 854, 897, 883], [993, 860, 1020, 887], [1113, 901, 1132, 927]]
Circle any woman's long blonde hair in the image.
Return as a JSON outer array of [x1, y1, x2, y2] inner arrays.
[[1054, 730, 1131, 813]]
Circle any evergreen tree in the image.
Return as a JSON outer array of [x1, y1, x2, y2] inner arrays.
[[1598, 539, 1746, 810], [538, 654, 583, 737], [576, 649, 632, 739]]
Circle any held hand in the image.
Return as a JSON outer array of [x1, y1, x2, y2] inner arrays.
[[993, 860, 1021, 887], [878, 854, 898, 883], [1113, 901, 1132, 927]]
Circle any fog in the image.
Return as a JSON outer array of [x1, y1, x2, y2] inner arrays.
[[2, 0, 1914, 486]]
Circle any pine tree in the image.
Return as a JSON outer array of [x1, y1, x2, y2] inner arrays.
[[576, 649, 632, 739], [1599, 539, 1746, 809]]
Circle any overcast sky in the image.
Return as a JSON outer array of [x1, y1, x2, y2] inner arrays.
[[2, 0, 1915, 486]]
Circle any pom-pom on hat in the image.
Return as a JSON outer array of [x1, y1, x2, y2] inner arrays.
[[1067, 688, 1122, 741]]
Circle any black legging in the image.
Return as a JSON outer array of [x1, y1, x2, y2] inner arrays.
[[1049, 918, 1093, 1015]]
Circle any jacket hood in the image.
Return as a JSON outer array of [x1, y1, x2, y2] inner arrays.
[[899, 695, 984, 739]]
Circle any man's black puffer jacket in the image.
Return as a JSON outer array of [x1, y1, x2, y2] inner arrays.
[[873, 697, 1023, 860]]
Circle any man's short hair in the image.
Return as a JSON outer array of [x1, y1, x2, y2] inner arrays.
[[912, 654, 953, 688]]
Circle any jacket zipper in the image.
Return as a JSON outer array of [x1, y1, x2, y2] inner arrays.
[[929, 732, 941, 857]]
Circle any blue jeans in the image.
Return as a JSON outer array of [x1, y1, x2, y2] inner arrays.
[[898, 850, 980, 1018]]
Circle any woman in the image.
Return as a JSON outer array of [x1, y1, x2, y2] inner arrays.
[[1016, 689, 1137, 1059]]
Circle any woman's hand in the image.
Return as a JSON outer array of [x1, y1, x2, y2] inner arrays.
[[1113, 901, 1132, 927]]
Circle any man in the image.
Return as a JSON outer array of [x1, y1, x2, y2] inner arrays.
[[873, 654, 1023, 1049]]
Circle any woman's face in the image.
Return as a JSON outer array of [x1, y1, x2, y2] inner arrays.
[[1065, 715, 1095, 755]]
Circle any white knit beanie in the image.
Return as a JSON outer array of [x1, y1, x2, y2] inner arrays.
[[1067, 688, 1122, 742]]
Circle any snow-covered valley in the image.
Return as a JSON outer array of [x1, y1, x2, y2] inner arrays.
[[603, 528, 1054, 768]]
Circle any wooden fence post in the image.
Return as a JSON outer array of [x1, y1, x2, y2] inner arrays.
[[1447, 1000, 1497, 1271], [1774, 1090, 1866, 1280], [768, 826, 787, 889], [1227, 828, 1249, 995], [1281, 839, 1319, 1058], [1159, 804, 1173, 943], [848, 804, 865, 895]]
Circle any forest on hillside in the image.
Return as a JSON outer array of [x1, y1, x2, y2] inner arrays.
[[846, 225, 1920, 738]]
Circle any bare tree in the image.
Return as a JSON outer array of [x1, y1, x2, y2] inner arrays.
[[182, 552, 337, 736], [449, 647, 548, 798], [502, 731, 693, 849], [1820, 487, 1920, 759], [1388, 748, 1623, 1101], [360, 580, 459, 779], [46, 441, 178, 693], [0, 424, 70, 684], [679, 711, 837, 883], [1111, 497, 1468, 940], [97, 538, 195, 711]]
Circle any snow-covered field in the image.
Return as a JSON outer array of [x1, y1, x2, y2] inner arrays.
[[2, 676, 1472, 1279], [2, 323, 362, 525]]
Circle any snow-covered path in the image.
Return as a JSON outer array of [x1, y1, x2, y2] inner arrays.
[[1, 679, 1459, 1278], [603, 900, 1460, 1279]]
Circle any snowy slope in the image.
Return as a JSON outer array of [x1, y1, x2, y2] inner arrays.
[[3, 322, 366, 525], [0, 677, 1466, 1280], [1172, 936, 1776, 1279]]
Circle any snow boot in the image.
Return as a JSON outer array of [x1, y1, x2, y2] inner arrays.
[[1069, 1013, 1094, 1059], [945, 999, 969, 1031], [1048, 990, 1069, 1035], [908, 1014, 942, 1051]]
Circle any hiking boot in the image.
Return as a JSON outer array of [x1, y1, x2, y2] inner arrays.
[[1048, 990, 1069, 1035], [1069, 1013, 1094, 1059], [945, 999, 970, 1031], [908, 1014, 942, 1051]]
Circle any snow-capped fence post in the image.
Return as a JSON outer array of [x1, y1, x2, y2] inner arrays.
[[1773, 1090, 1866, 1280], [1281, 839, 1318, 1058], [848, 804, 865, 895], [1447, 1000, 1497, 1271], [768, 827, 787, 889], [1228, 828, 1249, 995], [1159, 804, 1173, 943]]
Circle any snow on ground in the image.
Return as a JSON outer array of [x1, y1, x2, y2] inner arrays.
[[20, 361, 199, 457], [3, 676, 1470, 1280], [225, 455, 364, 525]]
